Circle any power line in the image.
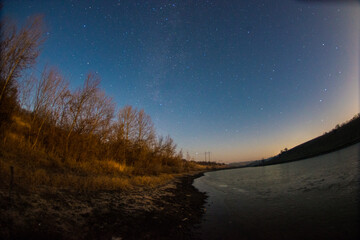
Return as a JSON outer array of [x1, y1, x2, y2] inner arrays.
[[204, 151, 211, 162], [183, 150, 215, 162]]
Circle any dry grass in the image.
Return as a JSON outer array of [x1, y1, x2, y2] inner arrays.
[[0, 136, 203, 192], [0, 157, 177, 191], [64, 159, 134, 176]]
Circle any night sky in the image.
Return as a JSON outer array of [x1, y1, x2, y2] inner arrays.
[[2, 0, 359, 162]]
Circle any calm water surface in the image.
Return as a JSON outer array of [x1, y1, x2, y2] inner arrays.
[[193, 143, 360, 240]]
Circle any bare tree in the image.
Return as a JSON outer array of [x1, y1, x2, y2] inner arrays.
[[30, 67, 69, 149], [0, 15, 45, 102], [118, 105, 137, 143], [80, 90, 114, 137], [66, 74, 99, 139], [64, 73, 113, 159], [18, 73, 37, 111], [162, 135, 177, 165], [135, 109, 155, 146], [79, 89, 115, 159], [114, 105, 138, 163], [0, 16, 44, 128]]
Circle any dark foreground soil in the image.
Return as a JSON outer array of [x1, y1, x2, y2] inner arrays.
[[0, 173, 207, 240]]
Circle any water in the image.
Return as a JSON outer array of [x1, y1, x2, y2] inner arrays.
[[193, 143, 360, 240]]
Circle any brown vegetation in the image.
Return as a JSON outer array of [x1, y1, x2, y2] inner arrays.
[[0, 16, 207, 192]]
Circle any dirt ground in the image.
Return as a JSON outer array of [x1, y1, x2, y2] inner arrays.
[[0, 173, 207, 240]]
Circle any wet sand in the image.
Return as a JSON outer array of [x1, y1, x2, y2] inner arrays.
[[0, 173, 207, 240]]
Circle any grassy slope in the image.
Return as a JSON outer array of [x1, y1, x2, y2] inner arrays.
[[264, 116, 360, 166], [0, 115, 208, 192]]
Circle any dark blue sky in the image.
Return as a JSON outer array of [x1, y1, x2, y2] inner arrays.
[[2, 0, 359, 162]]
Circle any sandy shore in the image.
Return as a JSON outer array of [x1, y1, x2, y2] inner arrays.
[[0, 172, 207, 240]]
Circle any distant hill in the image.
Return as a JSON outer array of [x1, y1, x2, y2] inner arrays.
[[259, 114, 360, 166], [227, 161, 253, 168]]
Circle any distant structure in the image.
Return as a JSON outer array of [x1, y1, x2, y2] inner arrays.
[[205, 151, 211, 163]]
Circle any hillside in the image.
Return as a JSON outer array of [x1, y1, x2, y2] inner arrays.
[[261, 114, 360, 166]]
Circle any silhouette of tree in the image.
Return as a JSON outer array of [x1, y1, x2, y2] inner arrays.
[[0, 15, 45, 129]]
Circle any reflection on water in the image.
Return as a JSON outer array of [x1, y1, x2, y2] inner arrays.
[[193, 143, 360, 240]]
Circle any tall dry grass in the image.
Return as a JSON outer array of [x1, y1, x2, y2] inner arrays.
[[0, 131, 204, 192]]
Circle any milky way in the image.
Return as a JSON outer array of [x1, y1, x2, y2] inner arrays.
[[2, 0, 359, 162]]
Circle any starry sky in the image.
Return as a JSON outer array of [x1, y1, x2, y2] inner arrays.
[[2, 0, 359, 163]]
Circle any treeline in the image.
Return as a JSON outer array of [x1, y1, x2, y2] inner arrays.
[[195, 161, 226, 167], [0, 16, 196, 178]]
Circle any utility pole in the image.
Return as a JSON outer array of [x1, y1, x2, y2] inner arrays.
[[204, 151, 211, 163]]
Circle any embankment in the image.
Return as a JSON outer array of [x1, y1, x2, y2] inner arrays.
[[0, 172, 207, 240]]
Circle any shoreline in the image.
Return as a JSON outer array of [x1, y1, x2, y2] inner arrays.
[[0, 172, 207, 240]]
